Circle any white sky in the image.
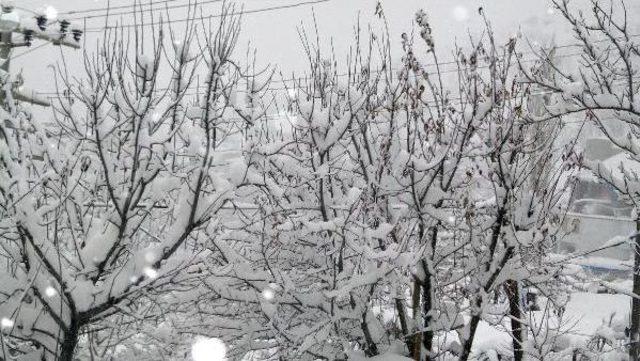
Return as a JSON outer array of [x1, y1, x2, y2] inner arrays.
[[9, 0, 640, 99]]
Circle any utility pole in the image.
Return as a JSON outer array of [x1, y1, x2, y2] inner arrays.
[[0, 0, 82, 110]]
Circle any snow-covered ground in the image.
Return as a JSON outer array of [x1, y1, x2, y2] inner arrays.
[[565, 291, 629, 337], [348, 287, 631, 361], [451, 289, 631, 360], [472, 284, 631, 360]]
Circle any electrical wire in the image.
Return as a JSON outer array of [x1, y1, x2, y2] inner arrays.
[[81, 0, 331, 32], [12, 2, 639, 100], [20, 50, 608, 95], [58, 0, 182, 16], [23, 29, 640, 96], [27, 45, 618, 95], [13, 5, 37, 15], [65, 0, 225, 21], [7, 0, 331, 60], [11, 42, 51, 60]]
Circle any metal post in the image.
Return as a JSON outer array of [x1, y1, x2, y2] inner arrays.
[[0, 31, 9, 71], [0, 30, 11, 106], [0, 2, 82, 110]]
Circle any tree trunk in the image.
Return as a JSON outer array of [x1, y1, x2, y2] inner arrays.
[[458, 310, 481, 361], [395, 297, 414, 353], [506, 280, 524, 361], [59, 317, 80, 361], [421, 260, 434, 360], [361, 313, 379, 357], [412, 279, 422, 361], [418, 224, 439, 360], [630, 219, 640, 361]]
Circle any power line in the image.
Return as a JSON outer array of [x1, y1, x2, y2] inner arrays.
[[65, 0, 224, 21], [6, 0, 330, 60], [14, 5, 37, 15], [27, 33, 640, 95], [270, 32, 640, 87], [34, 0, 640, 90], [64, 0, 300, 21], [19, 15, 639, 96], [38, 51, 640, 98], [12, 42, 50, 60], [35, 67, 640, 125], [81, 0, 331, 32], [23, 41, 586, 94], [25, 49, 596, 96], [58, 0, 182, 16]]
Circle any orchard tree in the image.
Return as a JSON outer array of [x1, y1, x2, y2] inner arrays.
[[452, 34, 575, 361], [396, 11, 577, 361], [521, 0, 640, 358], [194, 8, 578, 361], [0, 5, 261, 360]]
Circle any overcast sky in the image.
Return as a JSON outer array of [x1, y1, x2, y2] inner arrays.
[[10, 0, 640, 100]]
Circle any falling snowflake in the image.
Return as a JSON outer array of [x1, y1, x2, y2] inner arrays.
[[192, 337, 226, 361], [453, 5, 470, 22], [143, 267, 158, 279], [45, 286, 57, 298], [262, 288, 275, 301], [1, 318, 14, 329]]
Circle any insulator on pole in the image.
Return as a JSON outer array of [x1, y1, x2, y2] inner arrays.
[[59, 19, 70, 34], [23, 29, 33, 46], [0, 0, 14, 13], [72, 29, 82, 42], [35, 15, 47, 31]]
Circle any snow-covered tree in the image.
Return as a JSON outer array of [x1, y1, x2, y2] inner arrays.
[[0, 2, 603, 360], [522, 0, 640, 359], [453, 39, 574, 361], [196, 25, 411, 360], [196, 9, 578, 361], [0, 6, 260, 360], [393, 12, 577, 361]]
